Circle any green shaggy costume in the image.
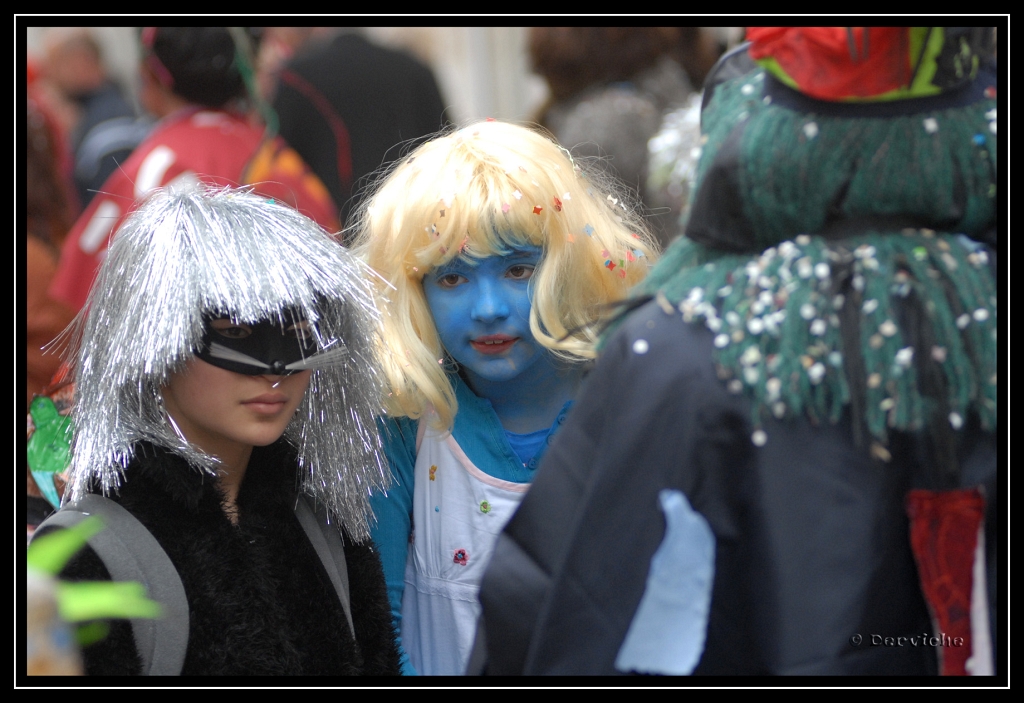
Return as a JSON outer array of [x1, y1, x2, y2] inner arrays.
[[633, 62, 997, 464]]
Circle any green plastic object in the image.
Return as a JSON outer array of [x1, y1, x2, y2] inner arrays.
[[27, 396, 73, 508]]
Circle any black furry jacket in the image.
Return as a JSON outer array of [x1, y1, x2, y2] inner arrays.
[[61, 440, 401, 676]]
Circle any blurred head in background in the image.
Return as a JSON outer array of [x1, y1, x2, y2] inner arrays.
[[529, 27, 680, 103], [138, 27, 263, 117]]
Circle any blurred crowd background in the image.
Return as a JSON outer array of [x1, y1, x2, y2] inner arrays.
[[25, 26, 742, 125]]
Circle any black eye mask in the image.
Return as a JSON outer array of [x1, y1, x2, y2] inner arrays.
[[195, 315, 319, 376]]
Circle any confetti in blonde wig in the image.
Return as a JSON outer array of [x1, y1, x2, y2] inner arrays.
[[351, 120, 659, 430]]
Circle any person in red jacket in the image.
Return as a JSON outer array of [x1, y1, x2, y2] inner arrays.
[[50, 27, 340, 312]]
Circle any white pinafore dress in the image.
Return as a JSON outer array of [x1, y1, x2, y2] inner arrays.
[[401, 420, 529, 676]]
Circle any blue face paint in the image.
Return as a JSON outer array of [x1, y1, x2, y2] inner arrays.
[[422, 248, 546, 389]]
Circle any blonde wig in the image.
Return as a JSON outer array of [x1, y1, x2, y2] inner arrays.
[[66, 184, 389, 540], [350, 119, 659, 430]]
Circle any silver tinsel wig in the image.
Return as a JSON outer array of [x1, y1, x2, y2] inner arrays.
[[65, 184, 389, 540]]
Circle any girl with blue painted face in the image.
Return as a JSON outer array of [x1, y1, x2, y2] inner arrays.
[[351, 119, 659, 675]]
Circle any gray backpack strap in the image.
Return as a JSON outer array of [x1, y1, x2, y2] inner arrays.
[[293, 494, 354, 638], [33, 494, 189, 676]]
